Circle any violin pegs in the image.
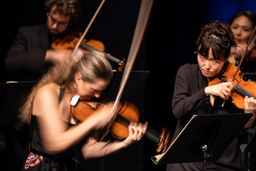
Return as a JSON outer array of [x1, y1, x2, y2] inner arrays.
[[156, 128, 166, 153], [155, 128, 172, 153], [162, 130, 171, 153]]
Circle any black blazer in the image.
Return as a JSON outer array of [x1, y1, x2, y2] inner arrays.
[[4, 24, 51, 81]]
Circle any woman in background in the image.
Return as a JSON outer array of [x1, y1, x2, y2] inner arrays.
[[228, 10, 256, 72]]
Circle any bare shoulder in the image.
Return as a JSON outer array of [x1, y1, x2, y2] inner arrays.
[[36, 83, 59, 99], [33, 83, 60, 116]]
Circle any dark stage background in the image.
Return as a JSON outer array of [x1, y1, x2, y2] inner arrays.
[[1, 0, 256, 171]]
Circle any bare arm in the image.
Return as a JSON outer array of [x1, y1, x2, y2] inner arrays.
[[81, 122, 147, 159], [229, 44, 247, 64], [244, 96, 256, 128], [33, 84, 116, 154], [45, 50, 74, 64]]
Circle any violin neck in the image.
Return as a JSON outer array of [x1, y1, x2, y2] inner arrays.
[[234, 85, 256, 99], [80, 43, 121, 64], [144, 126, 161, 143], [116, 114, 160, 143]]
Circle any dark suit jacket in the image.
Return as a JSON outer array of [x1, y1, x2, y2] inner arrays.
[[4, 24, 51, 81]]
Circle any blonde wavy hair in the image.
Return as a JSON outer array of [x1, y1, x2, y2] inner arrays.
[[20, 52, 113, 124]]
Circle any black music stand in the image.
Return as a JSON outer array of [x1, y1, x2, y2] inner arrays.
[[241, 129, 256, 153], [240, 128, 256, 171], [0, 81, 36, 129], [151, 114, 252, 171]]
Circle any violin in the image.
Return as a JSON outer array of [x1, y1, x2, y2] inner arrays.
[[50, 0, 125, 70], [70, 97, 171, 153], [208, 63, 256, 109], [52, 29, 105, 52], [208, 26, 256, 109], [68, 0, 165, 153], [51, 28, 125, 71]]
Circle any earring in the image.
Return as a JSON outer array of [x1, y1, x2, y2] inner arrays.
[[74, 83, 77, 88]]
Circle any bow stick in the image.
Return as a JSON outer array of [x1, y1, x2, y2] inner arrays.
[[73, 0, 106, 59], [109, 0, 155, 119]]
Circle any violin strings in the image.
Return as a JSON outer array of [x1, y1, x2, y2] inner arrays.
[[234, 85, 256, 99], [116, 114, 130, 126]]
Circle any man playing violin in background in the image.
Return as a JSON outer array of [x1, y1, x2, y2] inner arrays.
[[167, 21, 256, 171], [4, 0, 83, 81]]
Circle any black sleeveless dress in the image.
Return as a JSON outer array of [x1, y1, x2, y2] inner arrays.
[[23, 89, 80, 171]]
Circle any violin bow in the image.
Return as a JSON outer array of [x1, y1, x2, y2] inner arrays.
[[73, 0, 106, 59], [233, 26, 256, 81], [108, 0, 155, 119]]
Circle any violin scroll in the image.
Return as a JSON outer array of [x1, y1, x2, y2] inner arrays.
[[118, 58, 126, 71], [156, 127, 171, 153]]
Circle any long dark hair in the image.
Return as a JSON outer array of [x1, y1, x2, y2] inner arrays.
[[229, 10, 256, 28]]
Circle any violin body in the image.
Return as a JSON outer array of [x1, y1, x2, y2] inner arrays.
[[51, 28, 125, 71], [52, 28, 105, 52], [208, 63, 242, 86], [109, 101, 140, 139], [70, 99, 139, 139], [208, 63, 256, 109]]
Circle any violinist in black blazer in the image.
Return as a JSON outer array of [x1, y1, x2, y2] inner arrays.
[[4, 0, 81, 81], [5, 24, 51, 81]]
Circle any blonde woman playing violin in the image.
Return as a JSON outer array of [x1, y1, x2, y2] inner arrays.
[[20, 52, 147, 171]]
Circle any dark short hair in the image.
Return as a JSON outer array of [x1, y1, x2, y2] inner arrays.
[[196, 21, 236, 61], [45, 0, 81, 24]]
